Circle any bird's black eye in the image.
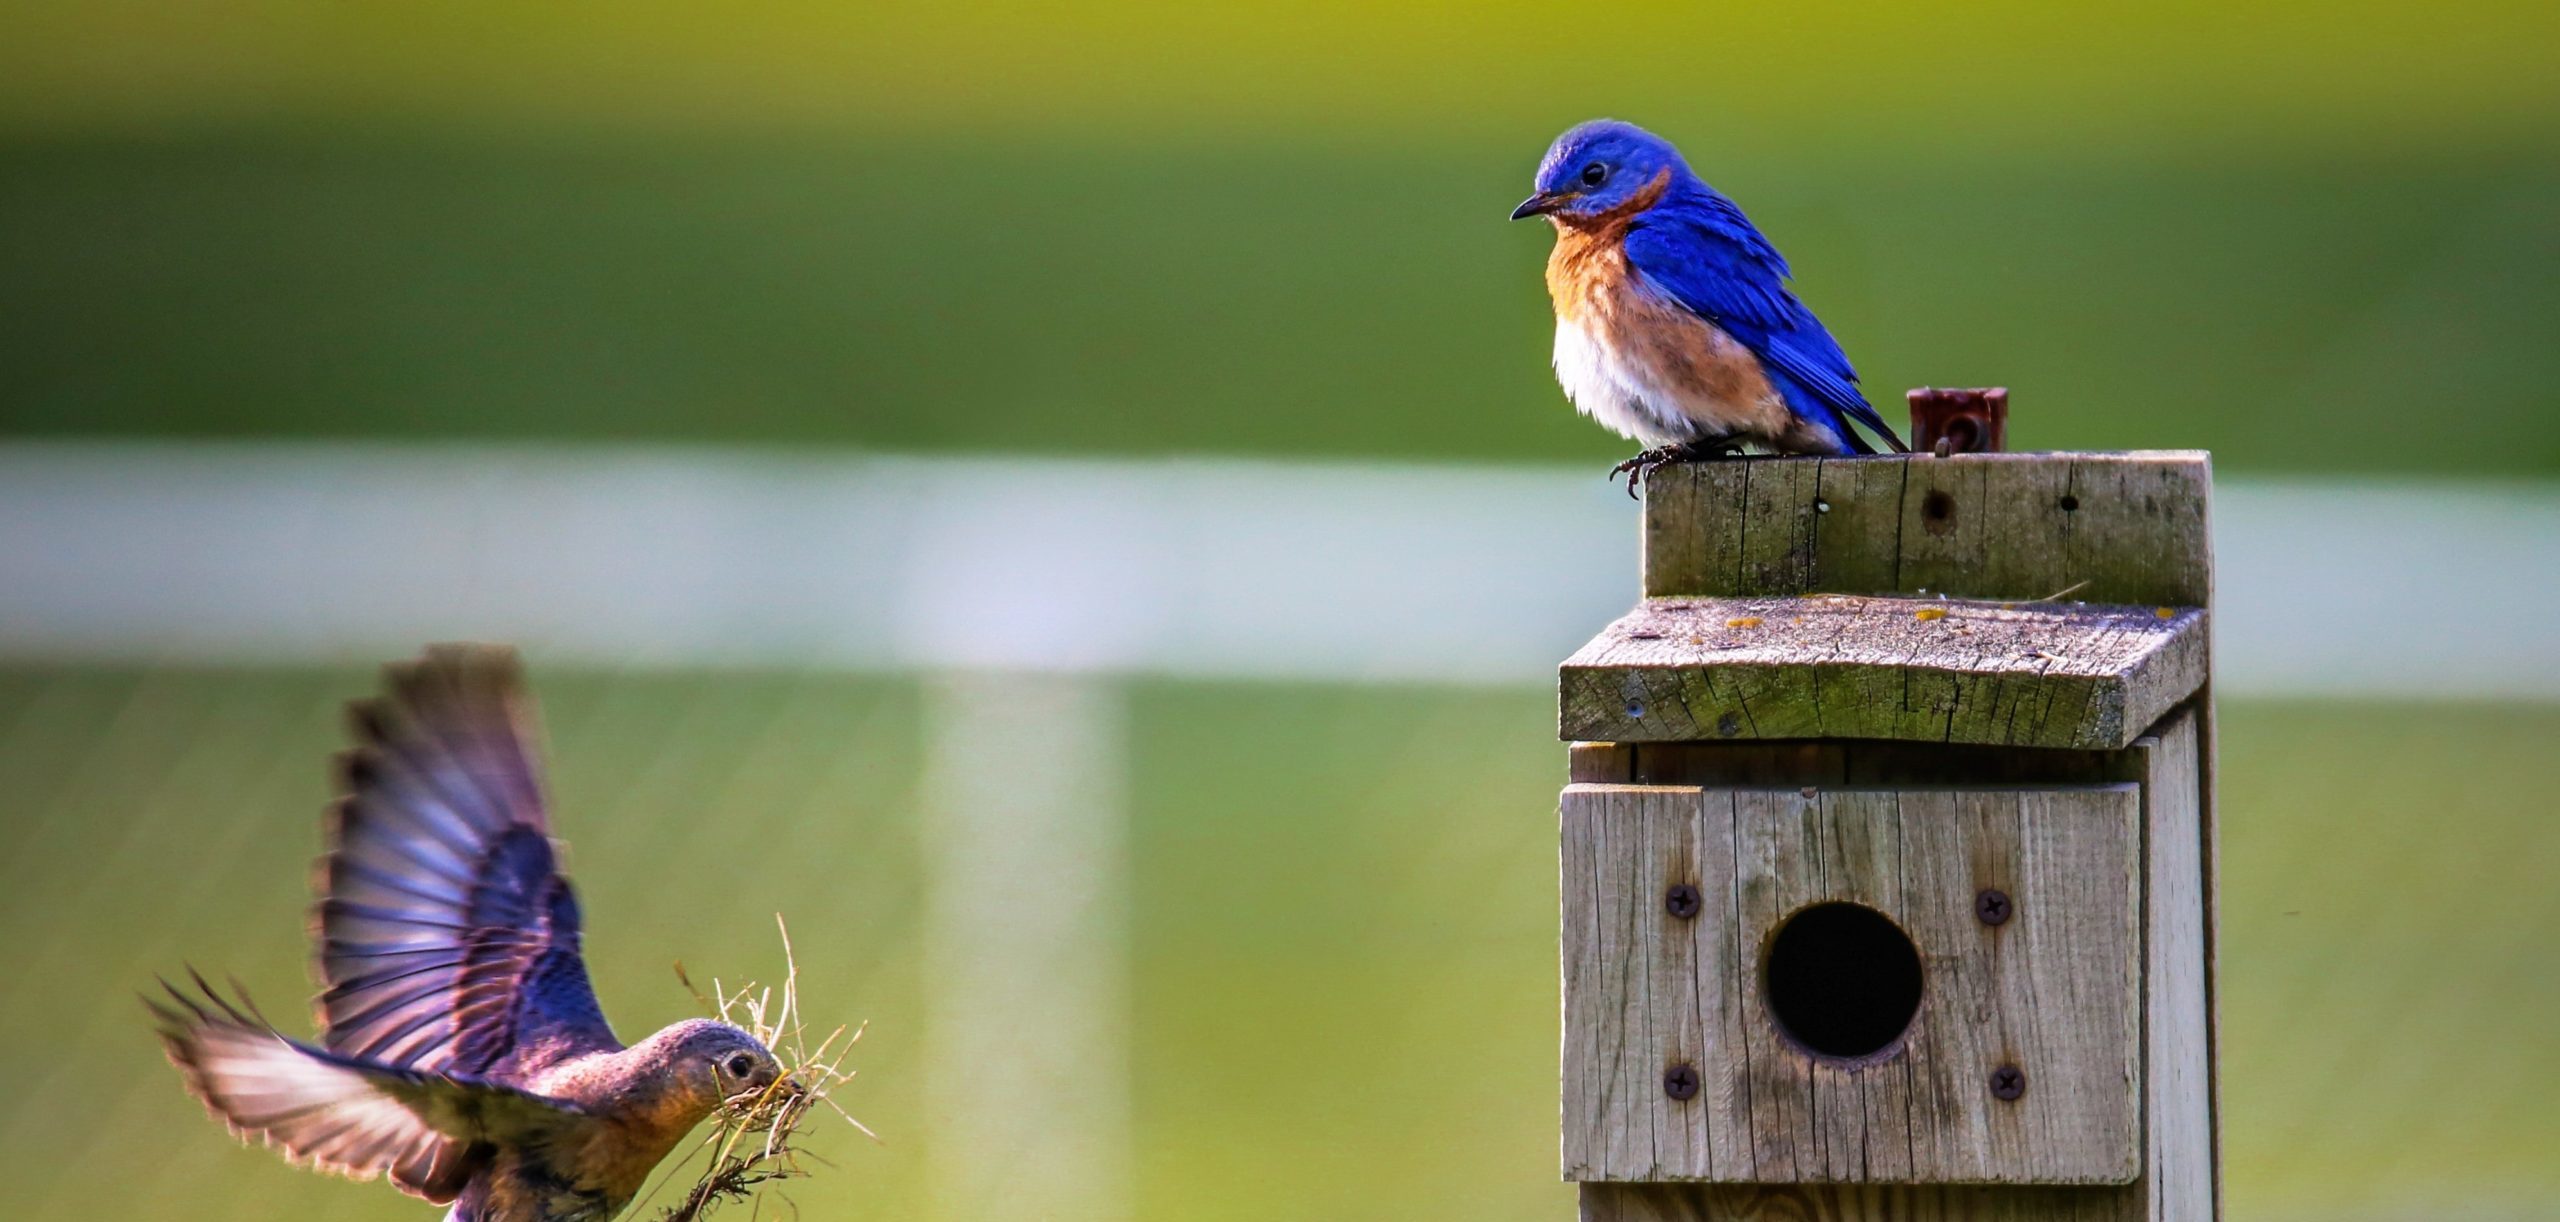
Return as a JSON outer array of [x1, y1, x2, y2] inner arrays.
[[1580, 162, 1607, 187], [726, 1054, 756, 1078]]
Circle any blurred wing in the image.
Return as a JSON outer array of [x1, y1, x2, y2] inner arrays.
[[1626, 201, 1907, 453], [312, 645, 617, 1077], [151, 978, 583, 1204]]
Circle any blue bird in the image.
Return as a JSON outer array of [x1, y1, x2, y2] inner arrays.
[[1513, 120, 1904, 492], [149, 646, 790, 1221]]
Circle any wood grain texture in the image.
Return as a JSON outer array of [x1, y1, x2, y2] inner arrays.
[[2132, 711, 2212, 1221], [2194, 696, 2225, 1218], [1580, 1183, 2140, 1221], [1560, 784, 2141, 1185], [1573, 447, 2219, 1217], [1559, 597, 2206, 750], [1641, 454, 2210, 608]]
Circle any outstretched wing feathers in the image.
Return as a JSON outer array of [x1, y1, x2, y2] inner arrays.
[[1625, 196, 1907, 454], [375, 650, 550, 829], [311, 645, 617, 1078], [150, 977, 582, 1205]]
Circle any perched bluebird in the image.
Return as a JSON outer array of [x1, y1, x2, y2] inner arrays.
[[150, 646, 786, 1222], [1514, 119, 1905, 491]]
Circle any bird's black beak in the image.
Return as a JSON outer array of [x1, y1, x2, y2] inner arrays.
[[1511, 191, 1571, 221]]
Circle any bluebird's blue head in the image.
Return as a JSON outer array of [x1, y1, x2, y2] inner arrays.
[[1512, 119, 1691, 224]]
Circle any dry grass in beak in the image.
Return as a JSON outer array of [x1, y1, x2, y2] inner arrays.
[[640, 915, 876, 1222]]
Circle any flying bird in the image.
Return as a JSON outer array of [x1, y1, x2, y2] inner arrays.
[[1514, 119, 1905, 492], [150, 645, 786, 1222]]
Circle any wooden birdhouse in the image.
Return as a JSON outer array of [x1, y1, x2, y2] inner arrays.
[[1556, 417, 2219, 1220]]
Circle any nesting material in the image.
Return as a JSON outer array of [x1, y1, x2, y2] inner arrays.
[[645, 916, 874, 1221]]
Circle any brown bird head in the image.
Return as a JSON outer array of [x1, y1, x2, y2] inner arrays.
[[646, 1018, 787, 1113]]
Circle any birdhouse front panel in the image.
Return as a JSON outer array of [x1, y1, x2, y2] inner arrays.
[[1560, 783, 2142, 1185]]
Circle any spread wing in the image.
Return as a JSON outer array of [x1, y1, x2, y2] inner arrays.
[[311, 645, 617, 1079], [150, 977, 586, 1204], [1625, 195, 1907, 454]]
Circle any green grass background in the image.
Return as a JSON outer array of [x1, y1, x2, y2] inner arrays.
[[2, 0, 2558, 1216]]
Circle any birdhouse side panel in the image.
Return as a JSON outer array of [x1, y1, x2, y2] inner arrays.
[[2138, 710, 2214, 1219]]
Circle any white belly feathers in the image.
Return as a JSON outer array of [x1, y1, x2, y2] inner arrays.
[[1551, 315, 1705, 447], [1546, 313, 1730, 448]]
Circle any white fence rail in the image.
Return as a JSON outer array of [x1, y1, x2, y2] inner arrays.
[[4, 442, 2554, 697]]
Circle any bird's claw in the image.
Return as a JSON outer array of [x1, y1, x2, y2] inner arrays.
[[1609, 441, 1745, 499], [1610, 447, 1680, 498]]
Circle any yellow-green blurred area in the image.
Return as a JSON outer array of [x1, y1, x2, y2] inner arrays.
[[3, 672, 2557, 1219], [3, 0, 2558, 472], [5, 4, 2560, 1220]]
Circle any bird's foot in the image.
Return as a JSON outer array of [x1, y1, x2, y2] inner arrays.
[[1609, 440, 1747, 499]]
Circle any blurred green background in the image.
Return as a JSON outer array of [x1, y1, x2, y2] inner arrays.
[[3, 1, 2558, 1219], [6, 0, 2559, 473]]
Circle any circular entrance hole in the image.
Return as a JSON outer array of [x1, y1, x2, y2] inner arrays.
[[1764, 902, 1924, 1061]]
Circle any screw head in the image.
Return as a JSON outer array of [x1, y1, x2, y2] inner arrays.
[[1975, 888, 2013, 926], [1665, 883, 1702, 920], [1989, 1064, 2026, 1101], [1663, 1063, 1700, 1101]]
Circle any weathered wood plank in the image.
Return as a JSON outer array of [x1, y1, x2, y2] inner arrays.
[[1560, 783, 2142, 1185], [1560, 597, 2206, 750], [1642, 453, 2210, 608], [1697, 792, 1757, 1180], [2194, 695, 2225, 1219], [1730, 788, 1813, 1179], [2056, 458, 2215, 610], [2133, 711, 2212, 1221], [1563, 784, 1648, 1179], [1580, 1183, 2140, 1221], [1888, 788, 2141, 1186], [1565, 784, 1734, 1180], [1897, 458, 2075, 604], [1735, 458, 1825, 595], [1809, 456, 1911, 596], [2010, 788, 2144, 1182]]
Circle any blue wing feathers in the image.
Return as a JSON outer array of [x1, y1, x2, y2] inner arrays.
[[1624, 189, 1905, 453], [1763, 367, 1875, 456], [314, 646, 619, 1082]]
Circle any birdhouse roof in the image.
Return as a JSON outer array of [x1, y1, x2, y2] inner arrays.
[[1560, 594, 2206, 751]]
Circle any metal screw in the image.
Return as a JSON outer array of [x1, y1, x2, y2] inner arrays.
[[1663, 1064, 1700, 1101], [1990, 1064, 2026, 1101], [1665, 883, 1702, 920], [1975, 888, 2013, 926]]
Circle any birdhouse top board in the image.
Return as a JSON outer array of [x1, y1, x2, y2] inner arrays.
[[1641, 451, 2211, 607]]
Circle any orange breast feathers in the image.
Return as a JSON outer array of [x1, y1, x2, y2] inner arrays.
[[1542, 221, 1790, 443], [1541, 169, 1665, 327]]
